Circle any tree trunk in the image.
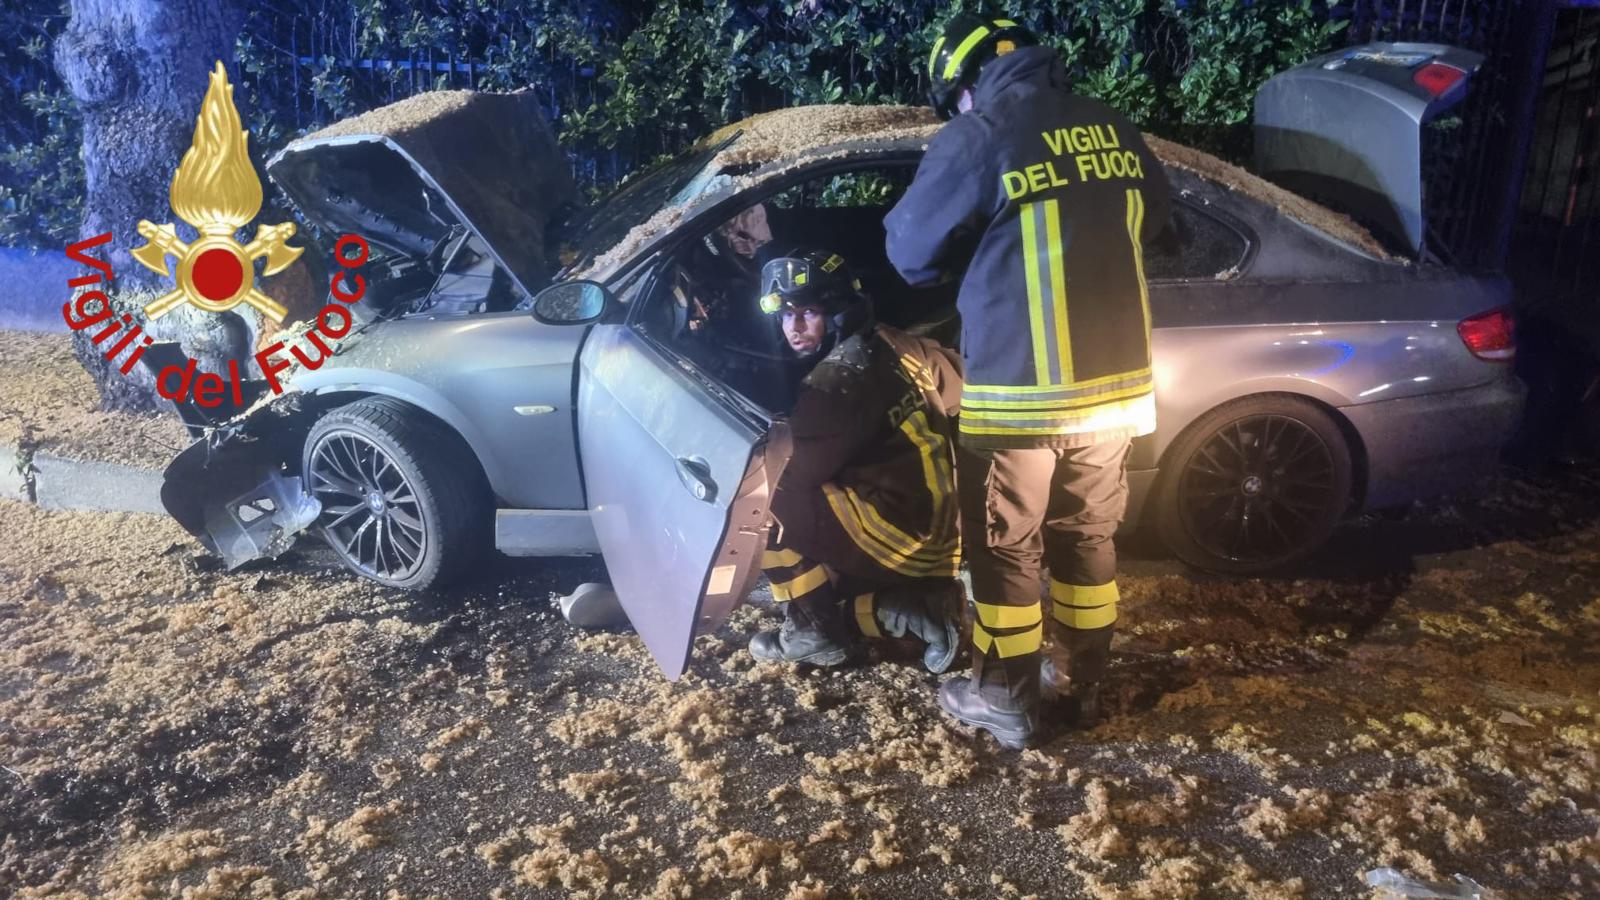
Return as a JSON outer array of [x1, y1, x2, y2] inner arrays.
[[54, 0, 251, 413]]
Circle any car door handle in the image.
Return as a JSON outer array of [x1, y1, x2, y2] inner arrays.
[[675, 456, 717, 503]]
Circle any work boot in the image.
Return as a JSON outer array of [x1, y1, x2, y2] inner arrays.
[[938, 676, 1039, 750], [873, 580, 963, 673], [1040, 652, 1071, 700], [1043, 621, 1113, 727], [1041, 654, 1103, 729], [939, 648, 1041, 750], [749, 598, 856, 666]]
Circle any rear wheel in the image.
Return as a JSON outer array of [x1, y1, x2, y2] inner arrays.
[[1154, 395, 1353, 574], [303, 398, 491, 590]]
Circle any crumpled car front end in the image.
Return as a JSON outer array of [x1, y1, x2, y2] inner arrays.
[[159, 87, 581, 572], [159, 390, 341, 569]]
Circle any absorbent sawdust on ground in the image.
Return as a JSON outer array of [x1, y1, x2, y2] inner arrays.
[[0, 331, 188, 469], [4, 458, 1600, 898]]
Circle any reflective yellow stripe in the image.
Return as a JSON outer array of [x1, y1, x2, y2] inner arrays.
[[963, 389, 1150, 411], [855, 593, 881, 638], [1020, 202, 1051, 383], [1050, 580, 1120, 607], [897, 352, 938, 394], [763, 548, 802, 569], [974, 601, 1042, 629], [815, 389, 960, 578], [992, 18, 1018, 27], [973, 622, 1043, 658], [771, 564, 828, 602], [1053, 601, 1118, 629], [899, 412, 945, 521], [1127, 188, 1151, 345], [942, 25, 991, 81], [822, 485, 960, 578], [1043, 198, 1073, 383], [966, 368, 1154, 395], [927, 35, 947, 79], [1050, 580, 1119, 629], [896, 411, 960, 552], [827, 484, 958, 566], [961, 382, 1153, 417], [832, 487, 956, 566], [959, 392, 1155, 437]]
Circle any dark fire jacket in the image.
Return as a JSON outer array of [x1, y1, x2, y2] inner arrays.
[[777, 324, 964, 579], [886, 46, 1172, 450]]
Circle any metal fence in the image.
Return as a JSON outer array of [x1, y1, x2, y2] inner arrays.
[[235, 3, 494, 128], [231, 2, 633, 189], [1513, 6, 1599, 316], [1329, 0, 1547, 269]]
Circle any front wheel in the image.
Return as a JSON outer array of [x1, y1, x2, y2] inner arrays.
[[1154, 395, 1354, 575], [302, 398, 491, 590]]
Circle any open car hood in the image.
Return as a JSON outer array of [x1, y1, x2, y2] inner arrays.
[[266, 89, 577, 298]]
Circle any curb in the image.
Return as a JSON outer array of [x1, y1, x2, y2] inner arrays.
[[1, 440, 165, 515], [33, 452, 166, 514]]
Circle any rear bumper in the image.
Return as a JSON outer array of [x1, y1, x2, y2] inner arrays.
[[1116, 375, 1525, 533], [1340, 374, 1526, 510]]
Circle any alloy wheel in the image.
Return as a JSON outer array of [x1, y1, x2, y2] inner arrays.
[[307, 431, 427, 581], [1176, 414, 1338, 566]]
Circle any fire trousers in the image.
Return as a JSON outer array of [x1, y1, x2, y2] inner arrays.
[[957, 438, 1133, 702], [762, 483, 958, 640]]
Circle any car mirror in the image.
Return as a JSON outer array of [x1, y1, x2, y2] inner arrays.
[[532, 280, 610, 325]]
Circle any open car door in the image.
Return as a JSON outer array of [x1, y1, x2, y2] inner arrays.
[[576, 323, 791, 679]]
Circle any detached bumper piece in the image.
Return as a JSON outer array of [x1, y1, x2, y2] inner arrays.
[[202, 473, 321, 569], [160, 393, 325, 568]]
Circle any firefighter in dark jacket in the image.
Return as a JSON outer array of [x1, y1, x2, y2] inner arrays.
[[749, 249, 966, 673], [885, 15, 1172, 748]]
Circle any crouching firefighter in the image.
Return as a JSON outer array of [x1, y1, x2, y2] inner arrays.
[[885, 15, 1172, 747], [750, 249, 966, 673]]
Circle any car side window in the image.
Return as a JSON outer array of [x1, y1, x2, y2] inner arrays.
[[1143, 202, 1251, 281], [633, 162, 924, 412], [766, 168, 917, 210]]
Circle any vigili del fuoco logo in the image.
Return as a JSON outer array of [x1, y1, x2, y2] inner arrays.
[[132, 62, 303, 323], [62, 62, 371, 408]]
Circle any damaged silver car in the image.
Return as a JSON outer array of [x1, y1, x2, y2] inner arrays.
[[158, 43, 1523, 678]]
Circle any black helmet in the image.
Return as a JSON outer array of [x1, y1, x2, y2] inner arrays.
[[927, 13, 1039, 120], [758, 249, 872, 337]]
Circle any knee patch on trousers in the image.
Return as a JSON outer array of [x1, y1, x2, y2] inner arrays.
[[1049, 580, 1118, 630], [971, 601, 1043, 658]]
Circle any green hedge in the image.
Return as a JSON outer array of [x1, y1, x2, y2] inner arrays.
[[2, 0, 1345, 247], [0, 1, 81, 247]]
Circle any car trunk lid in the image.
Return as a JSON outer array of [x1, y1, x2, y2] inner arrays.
[[1255, 42, 1484, 259]]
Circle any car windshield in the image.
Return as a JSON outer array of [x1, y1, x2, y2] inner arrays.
[[558, 134, 739, 273]]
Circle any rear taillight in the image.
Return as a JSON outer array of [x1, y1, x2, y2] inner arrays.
[[1457, 307, 1515, 362], [1414, 62, 1467, 98]]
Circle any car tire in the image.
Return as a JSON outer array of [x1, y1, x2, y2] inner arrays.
[[1153, 394, 1353, 575], [302, 397, 491, 590]]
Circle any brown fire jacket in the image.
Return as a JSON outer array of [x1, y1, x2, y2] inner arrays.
[[776, 324, 964, 579]]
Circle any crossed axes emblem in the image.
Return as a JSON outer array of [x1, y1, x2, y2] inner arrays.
[[131, 62, 301, 325]]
